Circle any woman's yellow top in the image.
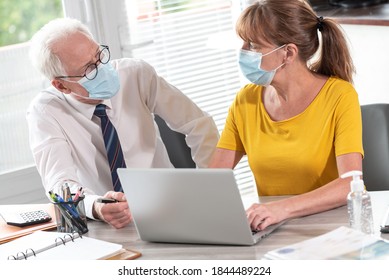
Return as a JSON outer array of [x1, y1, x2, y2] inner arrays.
[[217, 77, 364, 195]]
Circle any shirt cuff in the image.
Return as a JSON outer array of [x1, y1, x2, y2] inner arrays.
[[84, 194, 100, 220]]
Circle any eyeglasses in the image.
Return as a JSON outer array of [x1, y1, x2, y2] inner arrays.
[[56, 45, 110, 81]]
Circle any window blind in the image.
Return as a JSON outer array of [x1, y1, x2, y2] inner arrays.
[[119, 0, 255, 195], [0, 43, 50, 173]]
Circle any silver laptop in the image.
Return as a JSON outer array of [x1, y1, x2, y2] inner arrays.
[[117, 168, 284, 245]]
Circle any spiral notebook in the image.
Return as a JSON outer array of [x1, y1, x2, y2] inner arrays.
[[0, 230, 141, 260]]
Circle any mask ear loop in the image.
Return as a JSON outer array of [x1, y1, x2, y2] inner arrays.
[[281, 44, 289, 67], [262, 44, 286, 57], [273, 62, 286, 72], [264, 49, 287, 87], [269, 44, 288, 72]]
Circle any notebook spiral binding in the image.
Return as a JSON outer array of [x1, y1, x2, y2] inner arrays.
[[7, 231, 83, 260]]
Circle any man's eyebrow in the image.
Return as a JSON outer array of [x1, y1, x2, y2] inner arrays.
[[80, 45, 101, 70]]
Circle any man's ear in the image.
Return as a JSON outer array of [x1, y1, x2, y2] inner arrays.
[[52, 79, 71, 94]]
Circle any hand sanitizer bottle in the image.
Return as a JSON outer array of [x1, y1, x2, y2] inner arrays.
[[341, 170, 374, 234]]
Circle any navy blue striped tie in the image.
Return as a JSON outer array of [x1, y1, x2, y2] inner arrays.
[[94, 104, 126, 192]]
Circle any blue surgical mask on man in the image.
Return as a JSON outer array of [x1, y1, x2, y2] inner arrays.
[[77, 62, 120, 100], [239, 44, 285, 87]]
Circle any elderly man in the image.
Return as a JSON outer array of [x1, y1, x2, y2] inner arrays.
[[27, 18, 219, 229]]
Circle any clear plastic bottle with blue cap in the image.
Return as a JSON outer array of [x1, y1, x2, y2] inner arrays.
[[341, 170, 374, 234]]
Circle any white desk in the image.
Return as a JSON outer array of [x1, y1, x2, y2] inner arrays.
[[85, 191, 389, 259]]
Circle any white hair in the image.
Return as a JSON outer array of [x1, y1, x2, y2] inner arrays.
[[29, 17, 94, 80]]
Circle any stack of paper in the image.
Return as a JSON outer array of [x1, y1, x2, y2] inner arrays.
[[264, 226, 389, 260]]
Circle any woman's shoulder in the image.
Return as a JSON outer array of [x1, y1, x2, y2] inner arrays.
[[320, 76, 358, 102], [325, 76, 356, 93], [235, 83, 263, 101], [315, 76, 360, 113]]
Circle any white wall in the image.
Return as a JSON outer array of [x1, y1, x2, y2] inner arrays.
[[342, 24, 389, 105], [0, 166, 47, 204]]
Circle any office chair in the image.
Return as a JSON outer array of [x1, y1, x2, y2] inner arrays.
[[361, 104, 389, 191], [154, 115, 196, 168]]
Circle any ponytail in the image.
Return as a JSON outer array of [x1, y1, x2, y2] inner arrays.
[[310, 16, 355, 83]]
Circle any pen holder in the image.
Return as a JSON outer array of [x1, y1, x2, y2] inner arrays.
[[53, 196, 88, 234]]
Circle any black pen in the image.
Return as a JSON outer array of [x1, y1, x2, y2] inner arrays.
[[96, 197, 118, 203]]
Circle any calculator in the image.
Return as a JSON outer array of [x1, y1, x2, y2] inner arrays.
[[0, 210, 52, 227]]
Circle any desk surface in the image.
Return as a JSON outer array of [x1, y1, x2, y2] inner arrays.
[[85, 191, 389, 260]]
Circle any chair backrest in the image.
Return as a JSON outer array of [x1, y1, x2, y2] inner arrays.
[[154, 115, 196, 168], [361, 104, 389, 191]]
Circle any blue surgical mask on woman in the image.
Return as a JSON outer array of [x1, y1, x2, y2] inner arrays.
[[77, 62, 120, 100], [239, 44, 285, 87]]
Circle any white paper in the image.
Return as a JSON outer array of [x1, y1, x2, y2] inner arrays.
[[264, 226, 389, 260]]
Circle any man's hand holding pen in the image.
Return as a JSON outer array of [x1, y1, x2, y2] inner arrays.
[[93, 191, 132, 229]]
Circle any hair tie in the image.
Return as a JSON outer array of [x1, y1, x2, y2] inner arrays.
[[317, 16, 324, 32]]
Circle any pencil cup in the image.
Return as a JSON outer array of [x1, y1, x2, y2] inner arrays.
[[53, 196, 88, 234]]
